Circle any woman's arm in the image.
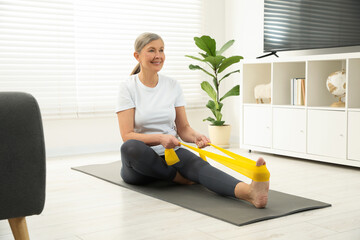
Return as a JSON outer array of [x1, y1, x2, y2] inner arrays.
[[117, 109, 179, 148], [175, 106, 210, 148]]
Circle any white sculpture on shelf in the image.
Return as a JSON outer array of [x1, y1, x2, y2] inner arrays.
[[254, 83, 271, 104], [326, 69, 346, 107]]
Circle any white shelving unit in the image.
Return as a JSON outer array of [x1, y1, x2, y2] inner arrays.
[[240, 52, 360, 167]]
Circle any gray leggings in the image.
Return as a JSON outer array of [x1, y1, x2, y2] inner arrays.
[[120, 139, 241, 197]]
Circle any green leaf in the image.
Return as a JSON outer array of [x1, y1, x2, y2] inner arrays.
[[189, 64, 215, 78], [185, 55, 205, 62], [201, 81, 217, 102], [213, 120, 225, 126], [204, 117, 224, 126], [206, 100, 216, 117], [194, 37, 211, 55], [204, 101, 224, 125], [194, 36, 216, 56], [200, 35, 216, 56], [204, 55, 225, 70], [217, 40, 234, 55], [199, 53, 208, 58], [206, 99, 215, 110], [203, 117, 216, 124], [206, 99, 223, 112], [218, 56, 243, 73], [214, 110, 222, 121], [220, 85, 240, 101], [219, 70, 240, 82]]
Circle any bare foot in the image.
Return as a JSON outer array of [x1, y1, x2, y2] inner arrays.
[[234, 157, 270, 208], [173, 171, 195, 185]]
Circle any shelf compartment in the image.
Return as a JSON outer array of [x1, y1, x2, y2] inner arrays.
[[242, 63, 271, 104], [307, 60, 346, 108], [272, 61, 306, 106], [347, 58, 360, 108]]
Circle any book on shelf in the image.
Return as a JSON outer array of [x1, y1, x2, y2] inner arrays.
[[291, 78, 305, 106]]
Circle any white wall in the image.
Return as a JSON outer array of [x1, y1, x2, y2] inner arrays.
[[220, 0, 265, 144], [224, 0, 264, 60], [43, 116, 121, 157]]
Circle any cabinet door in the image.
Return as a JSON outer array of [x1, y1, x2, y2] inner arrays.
[[307, 110, 346, 159], [243, 105, 271, 148], [348, 111, 360, 161], [273, 108, 306, 153]]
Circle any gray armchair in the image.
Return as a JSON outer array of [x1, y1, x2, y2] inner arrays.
[[0, 92, 46, 239]]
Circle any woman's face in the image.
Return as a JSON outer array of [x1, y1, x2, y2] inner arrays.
[[135, 39, 165, 73]]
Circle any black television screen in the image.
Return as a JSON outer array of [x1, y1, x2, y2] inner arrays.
[[264, 0, 360, 53]]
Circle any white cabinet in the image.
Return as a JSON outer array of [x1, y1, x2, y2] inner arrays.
[[273, 108, 306, 153], [243, 105, 271, 148], [241, 53, 360, 167], [348, 111, 360, 161], [307, 110, 346, 159]]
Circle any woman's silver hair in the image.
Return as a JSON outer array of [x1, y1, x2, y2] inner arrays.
[[130, 32, 163, 75]]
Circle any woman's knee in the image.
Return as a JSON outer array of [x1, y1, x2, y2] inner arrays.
[[121, 139, 146, 157], [120, 139, 161, 169], [174, 148, 209, 181], [176, 148, 209, 167]]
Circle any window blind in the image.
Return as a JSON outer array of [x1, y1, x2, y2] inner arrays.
[[0, 0, 77, 117], [0, 0, 205, 118]]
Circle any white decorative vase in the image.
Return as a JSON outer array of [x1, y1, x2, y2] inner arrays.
[[208, 124, 231, 148]]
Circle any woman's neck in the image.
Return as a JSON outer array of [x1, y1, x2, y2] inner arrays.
[[138, 71, 159, 88]]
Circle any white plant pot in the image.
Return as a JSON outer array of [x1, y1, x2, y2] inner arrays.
[[208, 124, 231, 148]]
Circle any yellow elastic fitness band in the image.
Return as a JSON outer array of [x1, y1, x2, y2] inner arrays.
[[164, 143, 270, 182]]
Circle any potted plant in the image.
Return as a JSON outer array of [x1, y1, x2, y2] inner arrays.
[[186, 35, 243, 147]]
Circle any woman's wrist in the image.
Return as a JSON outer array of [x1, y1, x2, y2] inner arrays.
[[193, 132, 203, 142], [194, 133, 211, 148], [157, 134, 165, 146]]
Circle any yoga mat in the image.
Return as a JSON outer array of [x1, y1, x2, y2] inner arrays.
[[72, 161, 331, 226]]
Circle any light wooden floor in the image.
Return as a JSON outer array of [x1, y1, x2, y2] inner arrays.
[[1, 148, 360, 240]]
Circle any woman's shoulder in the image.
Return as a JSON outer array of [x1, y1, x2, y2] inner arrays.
[[159, 73, 175, 81], [119, 75, 137, 88], [159, 74, 180, 87], [125, 74, 138, 83], [117, 75, 138, 97]]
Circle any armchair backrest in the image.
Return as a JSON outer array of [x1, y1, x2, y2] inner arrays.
[[0, 92, 46, 220]]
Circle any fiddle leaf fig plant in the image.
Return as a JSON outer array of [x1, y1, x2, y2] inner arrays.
[[186, 35, 243, 126]]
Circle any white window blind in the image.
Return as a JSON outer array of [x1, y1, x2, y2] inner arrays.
[[0, 0, 77, 117], [0, 0, 205, 118]]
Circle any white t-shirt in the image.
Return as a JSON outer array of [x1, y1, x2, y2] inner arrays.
[[116, 74, 186, 155]]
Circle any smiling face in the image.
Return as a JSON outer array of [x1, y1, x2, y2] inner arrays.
[[134, 39, 165, 74]]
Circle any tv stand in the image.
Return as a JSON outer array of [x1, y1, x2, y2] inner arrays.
[[241, 52, 360, 168], [257, 51, 279, 59]]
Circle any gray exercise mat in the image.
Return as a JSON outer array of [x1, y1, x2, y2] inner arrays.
[[72, 161, 331, 226]]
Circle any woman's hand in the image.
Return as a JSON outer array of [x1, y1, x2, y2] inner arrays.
[[160, 134, 180, 149], [194, 134, 211, 149]]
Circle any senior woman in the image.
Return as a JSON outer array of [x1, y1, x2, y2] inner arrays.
[[116, 32, 269, 208]]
